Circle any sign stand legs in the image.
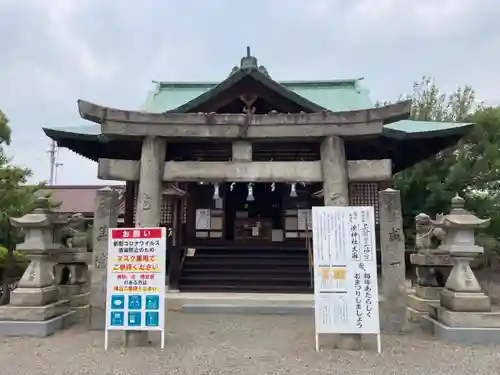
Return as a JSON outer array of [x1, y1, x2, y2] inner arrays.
[[161, 330, 165, 350], [376, 334, 381, 354], [315, 334, 319, 351], [104, 329, 109, 351]]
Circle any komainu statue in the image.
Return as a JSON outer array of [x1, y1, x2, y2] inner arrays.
[[56, 213, 88, 250]]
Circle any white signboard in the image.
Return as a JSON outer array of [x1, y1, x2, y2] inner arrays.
[[297, 209, 312, 231], [312, 206, 380, 351], [195, 209, 211, 230], [105, 227, 167, 350]]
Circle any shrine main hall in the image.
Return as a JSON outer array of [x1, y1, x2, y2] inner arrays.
[[43, 49, 472, 293]]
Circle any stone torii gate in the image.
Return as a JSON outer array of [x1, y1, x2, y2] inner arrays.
[[79, 98, 409, 205], [79, 98, 411, 347]]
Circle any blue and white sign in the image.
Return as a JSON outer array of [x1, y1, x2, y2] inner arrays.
[[105, 227, 167, 350]]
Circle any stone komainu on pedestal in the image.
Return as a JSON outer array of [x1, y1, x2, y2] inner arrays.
[[407, 211, 455, 323], [53, 213, 91, 324]]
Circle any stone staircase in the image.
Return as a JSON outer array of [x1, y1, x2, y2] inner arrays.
[[178, 245, 312, 293]]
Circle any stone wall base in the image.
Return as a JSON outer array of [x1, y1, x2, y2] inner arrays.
[[423, 315, 500, 345], [0, 311, 76, 337]]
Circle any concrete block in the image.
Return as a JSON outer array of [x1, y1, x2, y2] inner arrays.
[[10, 286, 59, 306], [410, 253, 453, 266], [415, 285, 442, 300], [406, 306, 427, 323], [73, 305, 90, 324], [59, 283, 90, 300], [407, 293, 436, 312], [437, 307, 500, 328], [0, 300, 69, 321], [423, 315, 500, 345], [440, 289, 491, 312], [69, 292, 90, 307], [0, 311, 76, 337]]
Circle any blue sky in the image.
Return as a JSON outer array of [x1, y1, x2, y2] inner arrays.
[[0, 0, 499, 184]]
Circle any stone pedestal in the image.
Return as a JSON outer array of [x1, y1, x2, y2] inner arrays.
[[379, 189, 407, 333], [407, 252, 453, 322], [60, 283, 90, 321], [90, 187, 118, 330], [56, 246, 91, 323], [439, 253, 491, 313]]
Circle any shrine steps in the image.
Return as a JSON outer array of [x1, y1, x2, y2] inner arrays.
[[178, 245, 312, 293]]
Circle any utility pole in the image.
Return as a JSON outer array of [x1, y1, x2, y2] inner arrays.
[[47, 141, 63, 185], [48, 141, 56, 185]]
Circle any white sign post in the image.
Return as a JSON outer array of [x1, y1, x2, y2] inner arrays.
[[311, 206, 381, 353], [105, 227, 167, 350]]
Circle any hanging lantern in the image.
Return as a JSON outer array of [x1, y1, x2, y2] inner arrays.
[[230, 182, 236, 192], [270, 182, 276, 192], [213, 182, 220, 200], [290, 183, 298, 198], [247, 183, 255, 202]]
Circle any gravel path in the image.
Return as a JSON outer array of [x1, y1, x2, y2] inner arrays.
[[1, 312, 499, 375]]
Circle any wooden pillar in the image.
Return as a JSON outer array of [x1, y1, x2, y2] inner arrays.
[[125, 136, 166, 347], [320, 136, 362, 350]]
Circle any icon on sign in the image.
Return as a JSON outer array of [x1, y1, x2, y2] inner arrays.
[[145, 295, 159, 310], [145, 311, 159, 327], [128, 295, 142, 310], [332, 268, 346, 280], [111, 295, 125, 309], [110, 311, 124, 326], [128, 311, 142, 327]]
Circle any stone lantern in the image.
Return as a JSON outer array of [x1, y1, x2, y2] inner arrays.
[[10, 197, 63, 304], [431, 194, 490, 312], [0, 196, 73, 337]]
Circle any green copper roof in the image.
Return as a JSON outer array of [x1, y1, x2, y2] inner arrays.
[[143, 79, 373, 113], [144, 47, 372, 114], [384, 120, 474, 139]]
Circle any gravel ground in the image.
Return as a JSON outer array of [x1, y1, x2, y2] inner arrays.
[[1, 312, 499, 375]]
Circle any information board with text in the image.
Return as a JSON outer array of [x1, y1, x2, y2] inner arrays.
[[105, 227, 166, 335], [312, 206, 380, 336]]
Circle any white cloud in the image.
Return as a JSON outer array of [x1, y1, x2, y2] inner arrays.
[[30, 0, 118, 82]]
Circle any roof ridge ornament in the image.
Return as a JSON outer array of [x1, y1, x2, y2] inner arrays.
[[229, 46, 270, 77], [240, 46, 258, 69]]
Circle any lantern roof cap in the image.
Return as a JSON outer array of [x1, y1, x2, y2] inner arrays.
[[432, 194, 490, 229]]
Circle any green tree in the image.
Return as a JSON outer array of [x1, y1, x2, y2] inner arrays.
[[0, 109, 40, 304], [392, 77, 500, 259]]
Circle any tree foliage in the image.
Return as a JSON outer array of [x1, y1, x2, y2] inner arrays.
[[0, 109, 40, 303], [392, 77, 500, 258], [0, 111, 38, 244]]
